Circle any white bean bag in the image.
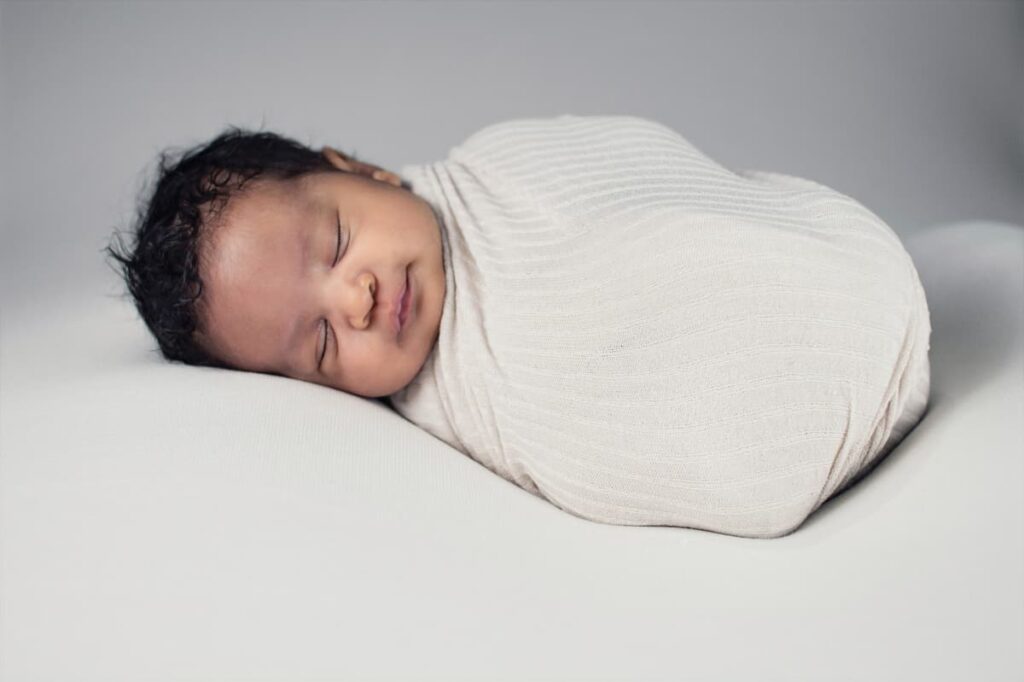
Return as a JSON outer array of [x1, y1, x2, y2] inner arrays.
[[3, 211, 1020, 678]]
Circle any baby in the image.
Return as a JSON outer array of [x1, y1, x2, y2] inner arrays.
[[110, 115, 931, 538], [107, 128, 447, 401]]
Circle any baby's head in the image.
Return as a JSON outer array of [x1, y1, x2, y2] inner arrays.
[[106, 127, 445, 400]]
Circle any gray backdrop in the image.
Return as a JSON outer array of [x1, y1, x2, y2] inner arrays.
[[0, 0, 1021, 321]]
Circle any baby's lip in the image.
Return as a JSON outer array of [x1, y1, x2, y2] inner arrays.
[[388, 268, 408, 337]]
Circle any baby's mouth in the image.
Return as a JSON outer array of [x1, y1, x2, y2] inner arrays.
[[399, 269, 412, 329], [392, 267, 410, 338]]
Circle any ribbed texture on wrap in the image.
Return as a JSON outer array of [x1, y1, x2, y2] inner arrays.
[[389, 115, 931, 538]]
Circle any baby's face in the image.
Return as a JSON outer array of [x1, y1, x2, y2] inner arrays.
[[196, 167, 445, 398]]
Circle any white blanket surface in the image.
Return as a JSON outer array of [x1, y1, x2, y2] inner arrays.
[[389, 115, 930, 538]]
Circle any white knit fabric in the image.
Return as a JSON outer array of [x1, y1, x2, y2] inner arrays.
[[388, 114, 931, 538]]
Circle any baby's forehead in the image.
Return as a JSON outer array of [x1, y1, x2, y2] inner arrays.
[[236, 175, 313, 218], [201, 171, 353, 271], [204, 176, 311, 243]]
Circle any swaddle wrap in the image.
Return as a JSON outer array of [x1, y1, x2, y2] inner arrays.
[[388, 115, 931, 538]]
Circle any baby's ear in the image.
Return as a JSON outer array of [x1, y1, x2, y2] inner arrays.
[[322, 146, 355, 172], [321, 146, 403, 188]]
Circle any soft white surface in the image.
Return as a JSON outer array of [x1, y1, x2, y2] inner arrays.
[[1, 220, 1021, 680], [391, 114, 933, 538]]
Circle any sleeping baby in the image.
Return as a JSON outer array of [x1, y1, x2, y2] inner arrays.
[[108, 132, 445, 403], [108, 114, 932, 538]]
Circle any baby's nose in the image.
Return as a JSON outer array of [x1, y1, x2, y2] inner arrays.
[[349, 274, 376, 329]]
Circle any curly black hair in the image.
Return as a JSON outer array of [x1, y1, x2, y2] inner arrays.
[[104, 126, 346, 372]]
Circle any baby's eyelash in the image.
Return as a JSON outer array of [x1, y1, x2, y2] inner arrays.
[[320, 320, 330, 367], [320, 214, 343, 370], [332, 215, 342, 265]]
